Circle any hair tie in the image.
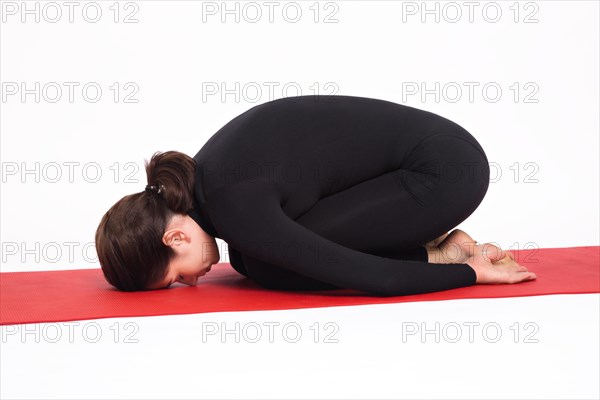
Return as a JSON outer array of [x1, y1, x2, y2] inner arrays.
[[145, 184, 164, 195]]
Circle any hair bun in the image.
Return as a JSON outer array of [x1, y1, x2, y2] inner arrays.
[[143, 151, 195, 213], [145, 184, 164, 195]]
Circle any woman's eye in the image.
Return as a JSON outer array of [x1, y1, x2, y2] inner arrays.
[[178, 274, 184, 281]]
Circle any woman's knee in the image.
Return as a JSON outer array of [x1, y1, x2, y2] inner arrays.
[[407, 132, 490, 207]]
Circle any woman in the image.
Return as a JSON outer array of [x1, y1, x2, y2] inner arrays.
[[95, 95, 536, 296]]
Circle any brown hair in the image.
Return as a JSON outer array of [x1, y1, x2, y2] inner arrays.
[[95, 151, 196, 291]]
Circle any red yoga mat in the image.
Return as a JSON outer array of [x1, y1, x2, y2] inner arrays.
[[1, 246, 598, 325]]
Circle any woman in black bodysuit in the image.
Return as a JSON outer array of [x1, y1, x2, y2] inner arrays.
[[95, 95, 536, 296]]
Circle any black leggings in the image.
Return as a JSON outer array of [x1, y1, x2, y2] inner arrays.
[[228, 125, 490, 291]]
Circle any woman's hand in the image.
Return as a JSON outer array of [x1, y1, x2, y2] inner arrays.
[[467, 243, 537, 284]]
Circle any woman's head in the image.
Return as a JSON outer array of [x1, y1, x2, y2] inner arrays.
[[95, 151, 219, 291]]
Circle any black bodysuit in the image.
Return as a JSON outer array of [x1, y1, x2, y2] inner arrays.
[[188, 95, 490, 296]]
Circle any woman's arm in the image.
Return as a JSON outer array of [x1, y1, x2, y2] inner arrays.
[[206, 178, 477, 297]]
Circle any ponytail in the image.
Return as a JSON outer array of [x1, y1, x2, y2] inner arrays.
[[95, 150, 197, 291], [144, 150, 196, 213]]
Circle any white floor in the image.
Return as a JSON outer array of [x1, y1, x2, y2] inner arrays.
[[1, 293, 598, 399]]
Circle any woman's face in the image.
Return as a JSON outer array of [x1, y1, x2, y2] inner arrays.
[[149, 214, 220, 289]]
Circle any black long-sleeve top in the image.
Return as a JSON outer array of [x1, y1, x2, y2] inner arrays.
[[188, 95, 478, 296]]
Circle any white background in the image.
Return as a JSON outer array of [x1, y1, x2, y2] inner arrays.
[[1, 0, 598, 272], [1, 1, 599, 399]]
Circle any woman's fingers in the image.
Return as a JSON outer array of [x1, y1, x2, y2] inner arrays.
[[529, 272, 537, 280], [496, 258, 537, 283], [514, 271, 537, 283], [510, 266, 537, 283], [468, 243, 537, 285]]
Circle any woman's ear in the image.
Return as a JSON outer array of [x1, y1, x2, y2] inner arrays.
[[162, 229, 188, 248]]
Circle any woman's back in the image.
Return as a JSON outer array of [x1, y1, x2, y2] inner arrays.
[[193, 95, 473, 220]]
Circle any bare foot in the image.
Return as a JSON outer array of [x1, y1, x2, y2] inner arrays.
[[425, 232, 450, 248], [426, 229, 477, 264]]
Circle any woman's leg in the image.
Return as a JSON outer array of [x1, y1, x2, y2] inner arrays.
[[295, 132, 490, 258]]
